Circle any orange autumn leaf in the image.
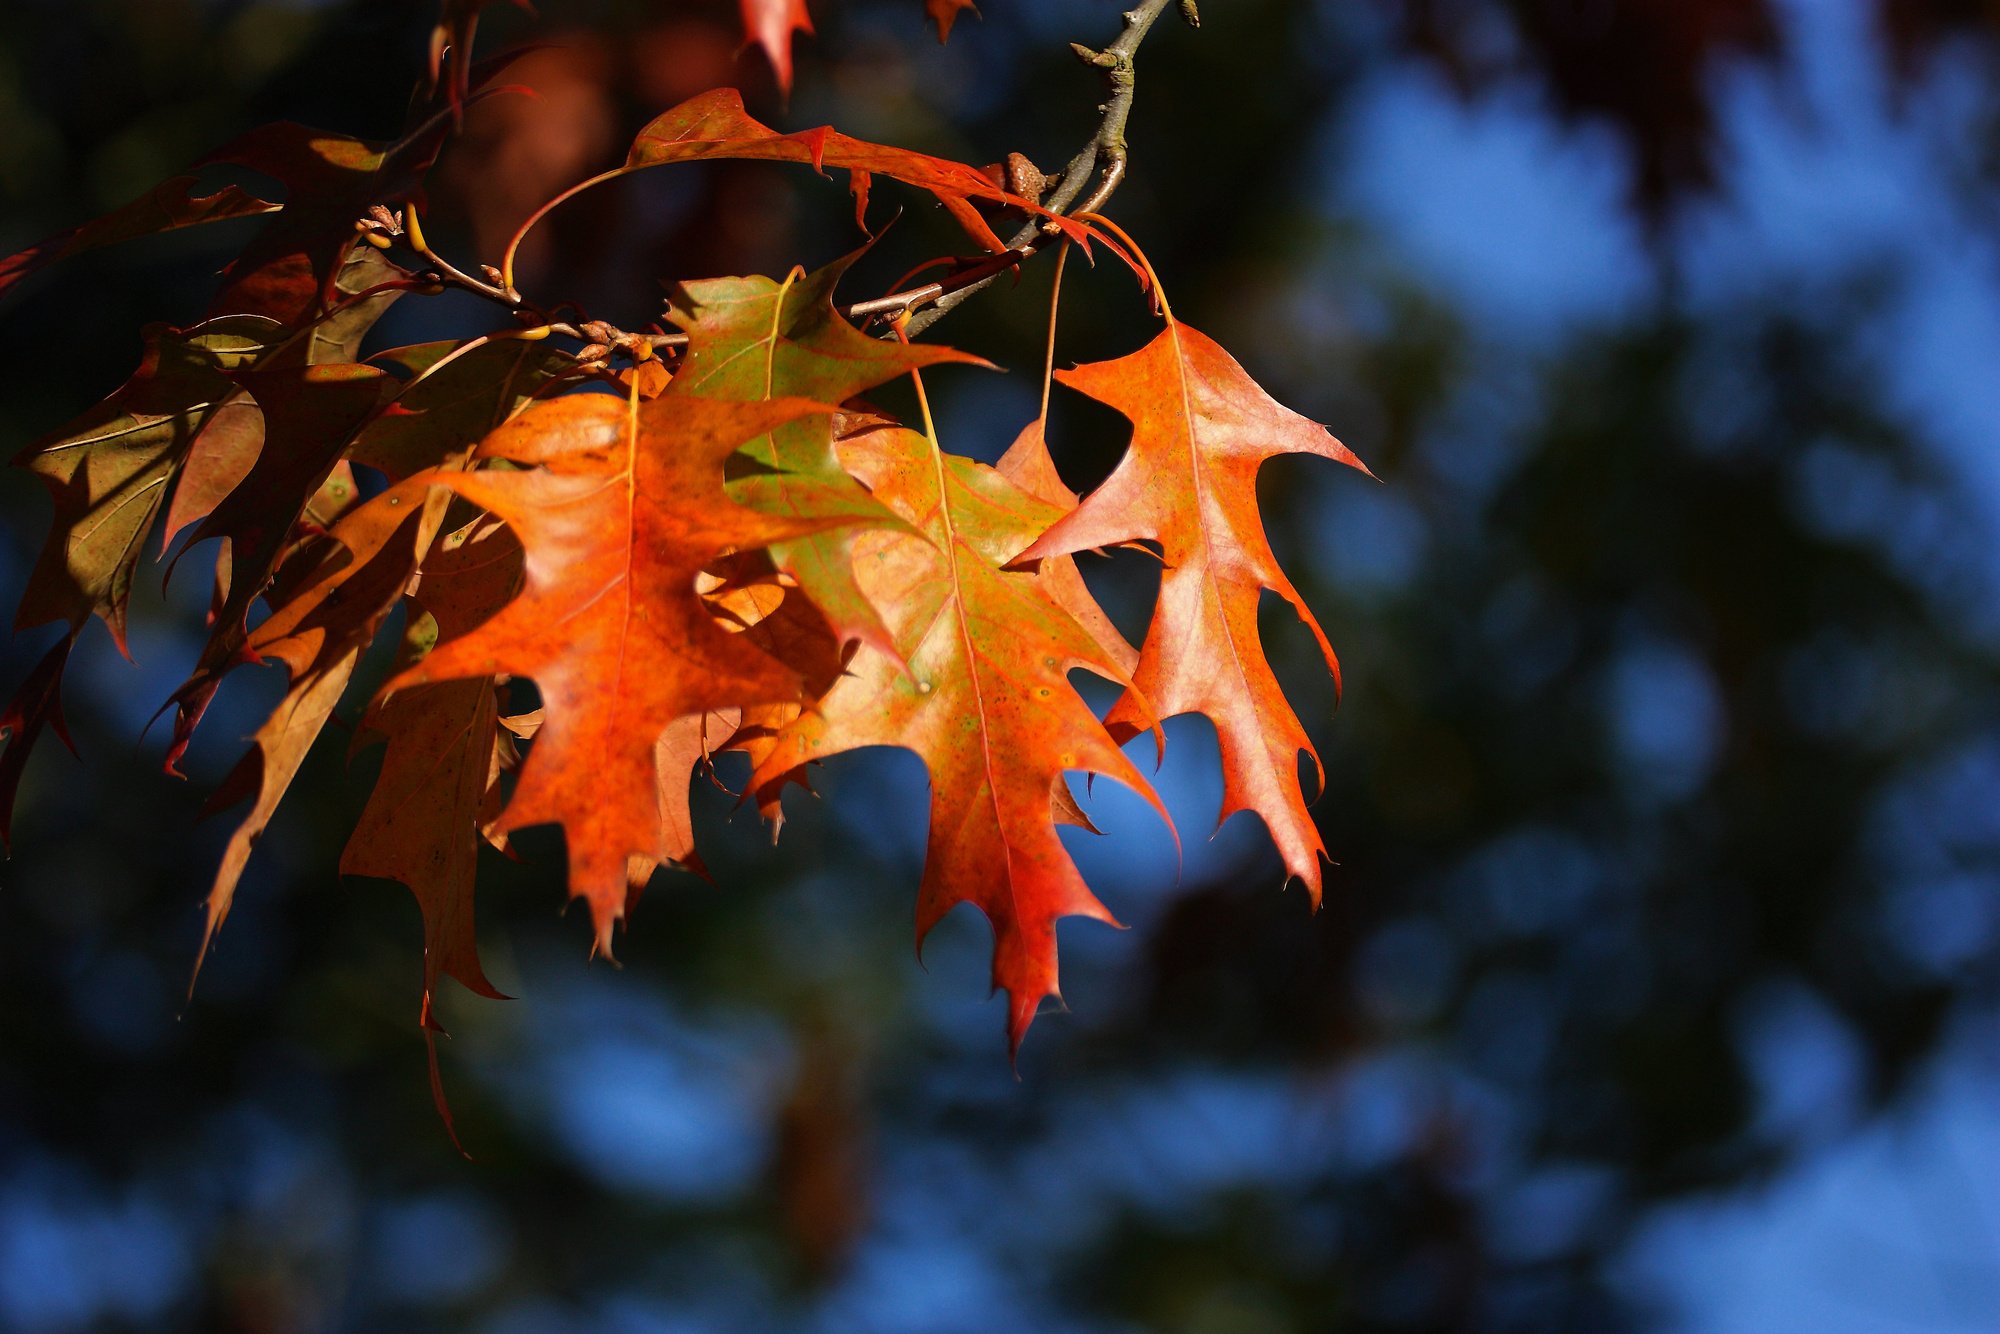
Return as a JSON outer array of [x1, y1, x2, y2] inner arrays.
[[0, 0, 1376, 1096], [750, 417, 1172, 1053], [382, 386, 850, 953], [1022, 313, 1369, 900]]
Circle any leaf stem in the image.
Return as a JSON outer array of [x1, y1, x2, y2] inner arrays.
[[378, 0, 1186, 364], [1038, 241, 1070, 425], [1074, 211, 1173, 323], [905, 0, 1183, 337]]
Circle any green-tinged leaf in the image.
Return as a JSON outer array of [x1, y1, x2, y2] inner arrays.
[[670, 253, 984, 658], [350, 338, 574, 483], [13, 317, 279, 649], [749, 419, 1172, 1054]]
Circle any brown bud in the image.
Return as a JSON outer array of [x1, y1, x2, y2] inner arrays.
[[1004, 152, 1048, 202]]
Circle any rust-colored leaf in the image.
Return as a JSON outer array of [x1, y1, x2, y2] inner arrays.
[[196, 479, 443, 981], [166, 363, 395, 770], [1021, 318, 1370, 900], [383, 387, 850, 952], [750, 418, 1170, 1052], [612, 88, 1099, 255], [344, 515, 524, 1016]]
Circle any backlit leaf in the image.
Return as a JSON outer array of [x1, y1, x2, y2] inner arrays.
[[1022, 318, 1370, 899]]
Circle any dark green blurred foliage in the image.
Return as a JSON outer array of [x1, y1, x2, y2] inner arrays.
[[3, 1, 1999, 1330]]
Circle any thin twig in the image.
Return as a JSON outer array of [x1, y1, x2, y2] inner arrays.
[[374, 0, 1183, 359], [906, 0, 1182, 336]]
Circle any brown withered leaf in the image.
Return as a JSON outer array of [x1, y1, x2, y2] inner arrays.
[[196, 476, 449, 982], [166, 363, 395, 771]]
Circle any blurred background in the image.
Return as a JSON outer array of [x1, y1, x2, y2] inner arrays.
[[4, 0, 2000, 1328]]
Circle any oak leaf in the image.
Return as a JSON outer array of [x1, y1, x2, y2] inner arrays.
[[0, 631, 77, 852], [608, 88, 1101, 256], [165, 363, 395, 770], [0, 177, 279, 305], [383, 387, 850, 952], [12, 317, 277, 651], [750, 419, 1171, 1052], [1021, 318, 1370, 900], [344, 514, 524, 1027], [196, 469, 452, 979]]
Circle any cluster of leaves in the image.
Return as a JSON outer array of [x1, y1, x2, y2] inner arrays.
[[0, 3, 1364, 1093]]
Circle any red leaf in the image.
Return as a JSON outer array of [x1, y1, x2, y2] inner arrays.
[[0, 630, 79, 852]]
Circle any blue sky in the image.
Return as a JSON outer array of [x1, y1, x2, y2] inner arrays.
[[1328, 0, 2000, 1325]]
